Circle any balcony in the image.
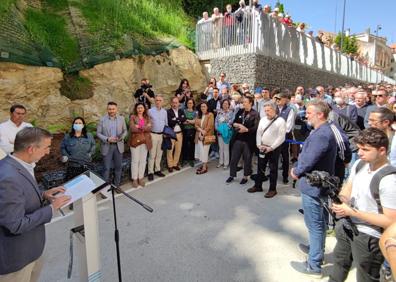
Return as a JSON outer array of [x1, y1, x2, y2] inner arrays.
[[196, 12, 395, 84]]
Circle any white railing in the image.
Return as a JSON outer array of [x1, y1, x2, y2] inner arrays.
[[196, 12, 395, 84]]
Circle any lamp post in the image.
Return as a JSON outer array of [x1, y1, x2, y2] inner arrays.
[[340, 0, 347, 51], [374, 25, 382, 69], [375, 24, 382, 37]]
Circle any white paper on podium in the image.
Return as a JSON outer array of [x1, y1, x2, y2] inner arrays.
[[63, 174, 97, 204]]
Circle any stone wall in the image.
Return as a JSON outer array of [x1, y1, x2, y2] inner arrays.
[[210, 54, 365, 90], [0, 46, 207, 127]]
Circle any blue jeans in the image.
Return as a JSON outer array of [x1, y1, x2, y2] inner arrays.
[[301, 193, 327, 272]]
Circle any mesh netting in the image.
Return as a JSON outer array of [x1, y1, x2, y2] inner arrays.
[[0, 3, 185, 72]]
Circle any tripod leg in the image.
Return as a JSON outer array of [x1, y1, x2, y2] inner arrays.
[[111, 187, 123, 282]]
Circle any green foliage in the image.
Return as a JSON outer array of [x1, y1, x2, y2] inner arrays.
[[47, 124, 70, 134], [60, 73, 94, 100], [0, 0, 16, 16], [78, 0, 194, 48], [25, 8, 79, 66], [334, 32, 359, 55], [4, 0, 194, 70], [181, 0, 227, 18], [277, 3, 285, 14], [30, 119, 38, 127], [43, 0, 69, 12], [85, 121, 97, 137]]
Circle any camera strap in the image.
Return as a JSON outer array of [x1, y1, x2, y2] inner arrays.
[[260, 116, 279, 140]]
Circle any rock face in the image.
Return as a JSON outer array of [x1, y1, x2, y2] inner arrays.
[[0, 46, 207, 127]]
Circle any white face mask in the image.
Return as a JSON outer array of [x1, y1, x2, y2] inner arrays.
[[392, 124, 396, 131], [334, 97, 344, 105], [295, 94, 302, 103]]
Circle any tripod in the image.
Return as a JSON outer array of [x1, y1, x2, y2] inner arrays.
[[108, 183, 154, 282]]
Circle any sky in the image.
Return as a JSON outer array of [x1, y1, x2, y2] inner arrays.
[[259, 0, 396, 44]]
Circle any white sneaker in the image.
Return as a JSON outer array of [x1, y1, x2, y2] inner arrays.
[[216, 163, 223, 168]]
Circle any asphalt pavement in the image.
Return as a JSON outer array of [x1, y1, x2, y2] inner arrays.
[[40, 161, 356, 282]]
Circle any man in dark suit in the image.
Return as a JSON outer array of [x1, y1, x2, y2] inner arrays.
[[97, 101, 127, 189], [0, 127, 70, 282], [166, 97, 186, 172]]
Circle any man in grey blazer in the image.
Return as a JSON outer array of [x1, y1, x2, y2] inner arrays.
[[0, 127, 70, 282], [97, 101, 127, 189]]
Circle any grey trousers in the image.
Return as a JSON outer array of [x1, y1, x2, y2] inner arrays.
[[103, 144, 123, 187]]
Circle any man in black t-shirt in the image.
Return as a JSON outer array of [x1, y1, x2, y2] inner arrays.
[[134, 78, 155, 109]]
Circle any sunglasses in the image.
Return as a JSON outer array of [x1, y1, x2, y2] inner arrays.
[[374, 95, 385, 98], [274, 97, 281, 100]]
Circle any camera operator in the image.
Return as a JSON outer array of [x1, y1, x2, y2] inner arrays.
[[134, 78, 155, 109], [290, 100, 338, 278], [329, 128, 396, 282]]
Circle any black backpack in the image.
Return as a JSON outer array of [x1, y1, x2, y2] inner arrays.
[[354, 160, 396, 232]]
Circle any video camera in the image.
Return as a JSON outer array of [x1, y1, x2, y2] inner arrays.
[[305, 171, 359, 238], [141, 83, 153, 93]]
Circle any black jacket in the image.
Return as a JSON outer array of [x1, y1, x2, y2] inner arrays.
[[167, 108, 186, 132], [232, 108, 260, 152], [329, 111, 361, 152]]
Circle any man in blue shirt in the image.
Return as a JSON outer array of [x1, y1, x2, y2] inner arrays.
[[148, 95, 168, 181], [216, 72, 230, 92], [291, 100, 337, 278]]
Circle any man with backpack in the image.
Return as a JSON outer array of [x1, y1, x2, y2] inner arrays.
[[330, 128, 396, 282]]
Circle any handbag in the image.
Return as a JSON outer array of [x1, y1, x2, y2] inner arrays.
[[203, 135, 216, 145], [130, 132, 145, 148]]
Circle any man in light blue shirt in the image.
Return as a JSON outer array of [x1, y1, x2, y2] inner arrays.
[[216, 72, 231, 92], [148, 95, 168, 181]]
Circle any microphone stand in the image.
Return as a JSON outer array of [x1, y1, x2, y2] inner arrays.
[[107, 183, 154, 282]]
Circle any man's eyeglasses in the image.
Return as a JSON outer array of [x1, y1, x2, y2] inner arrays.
[[274, 97, 281, 100]]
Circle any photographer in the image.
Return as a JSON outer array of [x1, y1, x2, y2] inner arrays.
[[290, 100, 338, 278], [247, 101, 286, 198], [134, 78, 155, 109], [329, 128, 396, 282]]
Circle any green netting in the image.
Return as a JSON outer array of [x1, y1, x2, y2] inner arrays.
[[0, 6, 60, 67], [0, 1, 193, 73]]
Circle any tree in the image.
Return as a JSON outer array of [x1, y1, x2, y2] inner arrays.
[[334, 32, 359, 55], [182, 0, 228, 18]]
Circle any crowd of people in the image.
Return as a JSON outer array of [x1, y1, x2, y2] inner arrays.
[[1, 73, 396, 281], [197, 1, 380, 69]]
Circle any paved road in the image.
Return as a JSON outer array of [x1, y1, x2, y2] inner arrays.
[[41, 162, 356, 282]]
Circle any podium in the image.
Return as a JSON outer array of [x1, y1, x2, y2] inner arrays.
[[65, 171, 109, 282], [64, 170, 153, 282]]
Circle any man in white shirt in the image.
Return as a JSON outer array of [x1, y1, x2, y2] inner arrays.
[[197, 11, 212, 51], [247, 101, 286, 198], [330, 128, 396, 282], [0, 104, 33, 155]]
